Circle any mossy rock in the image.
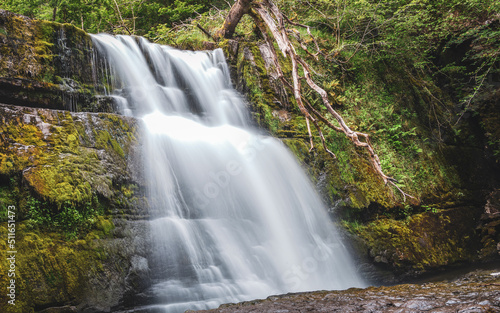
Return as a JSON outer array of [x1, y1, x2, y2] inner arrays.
[[0, 219, 150, 312], [0, 10, 114, 112], [0, 224, 104, 312], [0, 103, 147, 242], [0, 104, 141, 206], [355, 206, 483, 274], [0, 103, 149, 311]]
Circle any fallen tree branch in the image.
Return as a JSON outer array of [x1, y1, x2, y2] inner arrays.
[[112, 0, 132, 35], [197, 24, 214, 41]]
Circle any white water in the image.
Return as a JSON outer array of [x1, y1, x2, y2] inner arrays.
[[91, 34, 365, 312]]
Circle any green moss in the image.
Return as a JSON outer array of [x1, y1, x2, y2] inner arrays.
[[4, 121, 45, 146], [233, 42, 283, 133], [283, 139, 310, 164], [0, 121, 45, 175], [96, 216, 115, 235], [0, 11, 100, 110], [121, 185, 137, 198], [0, 14, 57, 81], [0, 223, 107, 311], [354, 207, 481, 272], [95, 129, 123, 157], [0, 105, 139, 218], [24, 162, 93, 205]]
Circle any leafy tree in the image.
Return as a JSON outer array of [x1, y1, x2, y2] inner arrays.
[[0, 0, 229, 35]]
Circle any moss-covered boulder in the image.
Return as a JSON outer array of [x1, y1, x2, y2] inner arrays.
[[353, 207, 482, 276], [0, 104, 143, 207], [0, 221, 149, 313]]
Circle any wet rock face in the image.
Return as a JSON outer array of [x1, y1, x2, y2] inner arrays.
[[0, 10, 114, 112], [193, 269, 500, 313]]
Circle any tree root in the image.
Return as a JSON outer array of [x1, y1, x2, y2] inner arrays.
[[217, 0, 415, 201]]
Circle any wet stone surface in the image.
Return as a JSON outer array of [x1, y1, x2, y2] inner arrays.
[[193, 269, 500, 313]]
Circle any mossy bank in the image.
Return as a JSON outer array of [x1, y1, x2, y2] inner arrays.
[[0, 104, 150, 312], [215, 29, 500, 278]]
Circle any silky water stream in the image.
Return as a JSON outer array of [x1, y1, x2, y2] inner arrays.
[[91, 34, 365, 312]]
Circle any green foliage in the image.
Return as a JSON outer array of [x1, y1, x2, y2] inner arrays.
[[372, 0, 500, 120], [397, 204, 415, 220], [1, 0, 229, 35], [26, 194, 103, 238], [342, 219, 363, 233], [422, 204, 438, 214], [275, 0, 499, 134], [0, 180, 18, 222], [158, 0, 202, 23], [146, 6, 251, 49]]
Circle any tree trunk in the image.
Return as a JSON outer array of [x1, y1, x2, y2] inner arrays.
[[215, 0, 254, 39], [52, 4, 57, 21]]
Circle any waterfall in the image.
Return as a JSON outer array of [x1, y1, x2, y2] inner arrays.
[[91, 34, 365, 312]]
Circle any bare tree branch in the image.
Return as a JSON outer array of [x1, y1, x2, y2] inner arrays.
[[197, 24, 214, 40], [112, 0, 132, 35]]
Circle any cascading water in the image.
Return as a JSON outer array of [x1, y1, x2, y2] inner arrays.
[[91, 34, 365, 312]]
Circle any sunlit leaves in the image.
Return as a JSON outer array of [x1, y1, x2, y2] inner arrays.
[[1, 0, 223, 35]]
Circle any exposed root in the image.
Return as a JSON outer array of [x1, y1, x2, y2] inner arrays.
[[305, 117, 314, 151], [388, 181, 416, 203], [218, 0, 415, 201]]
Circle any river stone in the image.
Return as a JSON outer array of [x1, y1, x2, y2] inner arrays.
[[192, 269, 500, 313]]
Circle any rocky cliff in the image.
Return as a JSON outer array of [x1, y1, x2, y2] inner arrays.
[[0, 11, 151, 311], [0, 103, 152, 312]]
